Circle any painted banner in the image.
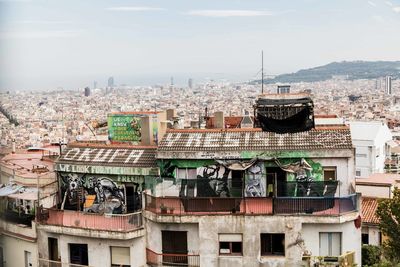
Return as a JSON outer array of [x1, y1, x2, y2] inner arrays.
[[108, 114, 142, 142]]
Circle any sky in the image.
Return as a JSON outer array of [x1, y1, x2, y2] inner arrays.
[[0, 0, 400, 91]]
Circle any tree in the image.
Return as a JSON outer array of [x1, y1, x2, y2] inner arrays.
[[376, 188, 400, 264], [362, 245, 381, 266]]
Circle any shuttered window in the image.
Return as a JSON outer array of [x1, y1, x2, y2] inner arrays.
[[111, 247, 130, 267]]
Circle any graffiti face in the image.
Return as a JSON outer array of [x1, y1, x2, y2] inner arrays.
[[67, 173, 82, 191], [245, 162, 266, 197]]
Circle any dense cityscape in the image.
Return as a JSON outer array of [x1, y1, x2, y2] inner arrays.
[[1, 0, 400, 266]]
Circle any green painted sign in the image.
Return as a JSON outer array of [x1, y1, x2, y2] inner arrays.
[[108, 114, 142, 142]]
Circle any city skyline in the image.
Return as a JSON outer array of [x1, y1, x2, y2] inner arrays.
[[1, 0, 400, 90]]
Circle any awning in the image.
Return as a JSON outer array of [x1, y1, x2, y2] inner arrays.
[[0, 184, 23, 196], [8, 191, 38, 200], [275, 158, 312, 173]]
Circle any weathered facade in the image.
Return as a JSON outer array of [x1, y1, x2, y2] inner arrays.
[[36, 143, 158, 267], [144, 126, 361, 267]]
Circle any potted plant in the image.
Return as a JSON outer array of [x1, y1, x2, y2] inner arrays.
[[160, 204, 167, 214], [168, 207, 175, 214]]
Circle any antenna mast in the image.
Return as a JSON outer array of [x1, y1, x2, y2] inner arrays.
[[261, 50, 264, 94]]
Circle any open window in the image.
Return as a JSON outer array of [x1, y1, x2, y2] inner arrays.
[[260, 233, 285, 256], [323, 167, 337, 181], [219, 234, 243, 256]]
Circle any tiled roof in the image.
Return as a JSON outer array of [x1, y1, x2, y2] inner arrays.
[[362, 197, 380, 225], [158, 127, 352, 152], [57, 146, 157, 167]]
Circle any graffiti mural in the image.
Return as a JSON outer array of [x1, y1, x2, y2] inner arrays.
[[59, 173, 125, 214], [196, 165, 231, 197], [245, 162, 266, 197]]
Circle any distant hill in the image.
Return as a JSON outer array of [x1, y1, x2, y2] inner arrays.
[[259, 61, 400, 84]]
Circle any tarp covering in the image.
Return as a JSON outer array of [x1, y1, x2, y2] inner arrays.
[[0, 184, 23, 196], [215, 158, 259, 170], [255, 96, 315, 133], [275, 158, 312, 179]]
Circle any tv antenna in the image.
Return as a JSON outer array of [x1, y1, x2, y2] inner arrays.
[[261, 50, 264, 94]]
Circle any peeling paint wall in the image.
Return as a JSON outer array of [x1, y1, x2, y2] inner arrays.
[[37, 230, 146, 267]]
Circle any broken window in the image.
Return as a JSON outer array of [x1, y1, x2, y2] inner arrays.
[[260, 233, 285, 256], [323, 167, 337, 181], [362, 233, 369, 245], [219, 234, 243, 255], [111, 246, 130, 267]]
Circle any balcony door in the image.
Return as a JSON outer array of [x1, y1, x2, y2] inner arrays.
[[266, 167, 286, 197], [48, 237, 59, 267], [69, 243, 88, 266], [162, 230, 188, 265]]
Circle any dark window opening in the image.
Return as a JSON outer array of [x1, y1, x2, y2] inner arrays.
[[162, 231, 188, 265], [69, 243, 88, 266], [362, 233, 369, 245], [261, 233, 285, 256], [323, 167, 337, 181], [231, 170, 244, 197]]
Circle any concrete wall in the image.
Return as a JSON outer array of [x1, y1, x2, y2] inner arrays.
[[145, 219, 200, 254], [37, 230, 146, 267], [356, 184, 391, 198], [302, 221, 361, 264], [362, 225, 381, 246], [0, 235, 38, 267], [144, 215, 359, 267]]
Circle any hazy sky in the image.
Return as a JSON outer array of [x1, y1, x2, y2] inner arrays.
[[1, 0, 400, 90]]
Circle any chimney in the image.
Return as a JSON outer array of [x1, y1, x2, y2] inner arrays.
[[140, 116, 153, 146], [166, 109, 176, 122], [214, 111, 224, 129], [157, 111, 167, 144], [12, 139, 16, 153]]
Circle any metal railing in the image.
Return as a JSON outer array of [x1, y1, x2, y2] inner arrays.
[[37, 208, 142, 232], [0, 210, 35, 227], [146, 248, 200, 267], [145, 193, 273, 215], [144, 193, 358, 216], [38, 258, 92, 267], [273, 194, 358, 215]]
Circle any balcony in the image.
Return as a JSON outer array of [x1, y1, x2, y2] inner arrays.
[[1, 209, 35, 227], [146, 248, 200, 267], [302, 251, 355, 267], [37, 208, 144, 239], [144, 194, 359, 216]]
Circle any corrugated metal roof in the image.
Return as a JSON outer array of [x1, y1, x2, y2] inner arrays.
[[158, 128, 352, 152], [57, 146, 157, 167]]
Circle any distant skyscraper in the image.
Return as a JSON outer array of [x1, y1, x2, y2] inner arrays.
[[170, 77, 174, 87], [93, 81, 97, 89], [108, 77, 114, 87], [188, 78, 193, 89], [385, 76, 392, 95], [84, 87, 91, 97]]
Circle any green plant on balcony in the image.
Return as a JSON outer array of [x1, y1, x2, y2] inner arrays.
[[160, 204, 168, 214]]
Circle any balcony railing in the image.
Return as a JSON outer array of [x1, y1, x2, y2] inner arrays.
[[302, 251, 355, 267], [144, 194, 273, 215], [37, 208, 142, 232], [0, 210, 35, 227], [38, 258, 92, 267], [144, 194, 358, 216], [146, 248, 200, 267], [273, 194, 358, 215]]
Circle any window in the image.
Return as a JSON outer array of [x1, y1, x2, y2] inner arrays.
[[260, 234, 285, 256], [323, 167, 337, 181], [219, 234, 243, 255], [356, 153, 367, 158], [356, 170, 361, 177], [177, 168, 197, 179], [24, 251, 32, 267], [362, 233, 369, 245], [69, 244, 88, 266], [319, 233, 341, 257], [111, 247, 130, 267]]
